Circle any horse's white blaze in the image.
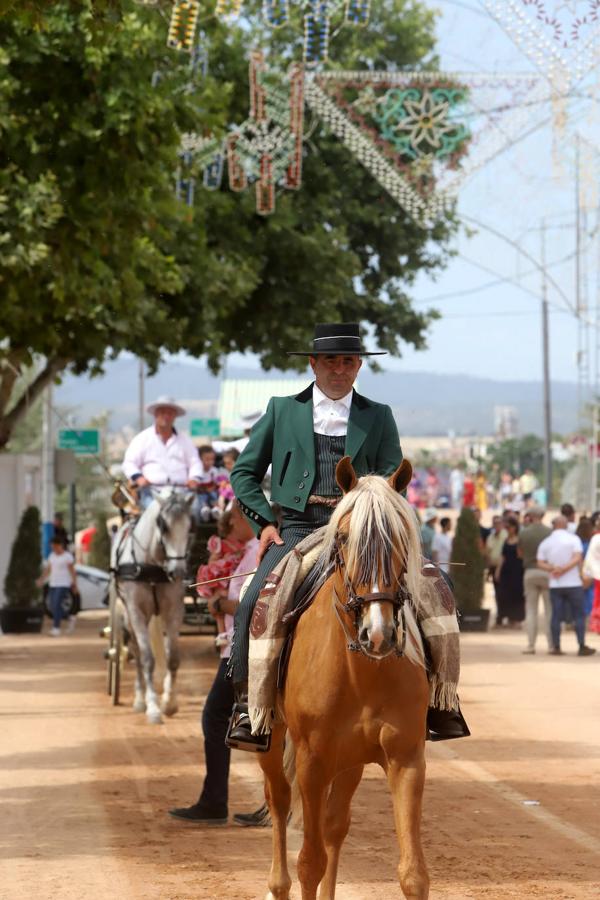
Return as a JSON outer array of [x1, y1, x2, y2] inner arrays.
[[367, 600, 387, 652]]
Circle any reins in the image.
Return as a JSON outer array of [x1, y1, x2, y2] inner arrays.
[[332, 536, 412, 659]]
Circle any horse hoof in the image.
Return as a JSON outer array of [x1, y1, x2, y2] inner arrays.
[[161, 701, 178, 717], [147, 711, 163, 725], [133, 699, 146, 713]]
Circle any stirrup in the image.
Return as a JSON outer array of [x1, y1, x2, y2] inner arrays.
[[225, 702, 271, 754]]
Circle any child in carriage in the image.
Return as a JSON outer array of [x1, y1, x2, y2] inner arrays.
[[196, 505, 246, 647], [215, 448, 240, 513]]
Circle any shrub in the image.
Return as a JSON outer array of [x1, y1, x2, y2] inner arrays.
[[88, 512, 112, 571], [450, 507, 485, 613], [4, 506, 42, 608]]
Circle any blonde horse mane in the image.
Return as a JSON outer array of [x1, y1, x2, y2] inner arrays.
[[321, 474, 423, 613]]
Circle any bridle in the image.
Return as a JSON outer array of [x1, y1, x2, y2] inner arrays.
[[155, 507, 189, 575], [332, 536, 412, 659]]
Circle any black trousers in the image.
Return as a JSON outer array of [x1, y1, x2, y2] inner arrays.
[[229, 523, 315, 683], [197, 658, 234, 814]]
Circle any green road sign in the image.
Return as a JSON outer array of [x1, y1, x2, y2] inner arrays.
[[58, 429, 100, 456], [190, 418, 221, 437]]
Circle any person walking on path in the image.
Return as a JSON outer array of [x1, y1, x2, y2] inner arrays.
[[485, 516, 507, 626], [37, 537, 77, 636], [168, 503, 263, 826], [421, 508, 438, 560], [495, 516, 525, 627], [537, 516, 596, 657], [518, 506, 551, 654], [432, 516, 453, 573]]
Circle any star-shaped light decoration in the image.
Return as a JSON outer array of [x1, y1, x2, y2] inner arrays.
[[227, 52, 305, 214]]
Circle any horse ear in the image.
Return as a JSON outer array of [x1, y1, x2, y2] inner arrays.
[[185, 492, 195, 509], [388, 459, 413, 494], [336, 456, 358, 494]]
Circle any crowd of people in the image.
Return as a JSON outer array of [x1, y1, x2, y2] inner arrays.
[[421, 502, 600, 657], [410, 464, 545, 512]]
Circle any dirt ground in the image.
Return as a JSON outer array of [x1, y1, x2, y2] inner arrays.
[[1, 610, 600, 900]]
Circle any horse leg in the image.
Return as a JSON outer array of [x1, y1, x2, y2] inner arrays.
[[385, 743, 429, 899], [296, 745, 330, 900], [126, 626, 146, 713], [160, 586, 184, 717], [318, 764, 364, 900], [126, 594, 162, 724], [258, 725, 292, 900]]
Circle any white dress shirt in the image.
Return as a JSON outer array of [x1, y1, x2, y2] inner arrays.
[[537, 530, 584, 589], [312, 384, 353, 436], [122, 426, 203, 485]]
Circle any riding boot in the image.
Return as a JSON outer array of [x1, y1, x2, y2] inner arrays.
[[426, 701, 471, 741], [225, 682, 271, 753]]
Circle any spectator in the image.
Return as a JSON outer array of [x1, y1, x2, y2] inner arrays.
[[432, 517, 453, 573], [195, 445, 221, 522], [462, 472, 475, 507], [537, 516, 596, 656], [36, 537, 77, 636], [499, 471, 513, 506], [215, 448, 240, 513], [560, 503, 577, 534], [420, 509, 437, 560], [518, 506, 551, 654], [168, 503, 262, 825], [583, 532, 600, 635], [196, 506, 247, 646], [519, 468, 538, 504], [473, 507, 491, 548], [449, 465, 464, 509], [485, 516, 508, 625], [475, 470, 488, 512], [495, 516, 525, 628], [52, 512, 69, 547], [576, 517, 594, 619]]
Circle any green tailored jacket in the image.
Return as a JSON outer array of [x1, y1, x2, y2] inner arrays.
[[230, 383, 402, 535]]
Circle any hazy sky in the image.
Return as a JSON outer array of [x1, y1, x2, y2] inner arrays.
[[220, 0, 599, 385]]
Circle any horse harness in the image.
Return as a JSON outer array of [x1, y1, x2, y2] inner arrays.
[[112, 507, 187, 614], [332, 537, 412, 659]]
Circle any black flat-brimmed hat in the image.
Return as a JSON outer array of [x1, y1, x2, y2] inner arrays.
[[287, 323, 386, 356]]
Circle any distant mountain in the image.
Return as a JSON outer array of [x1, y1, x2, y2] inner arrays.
[[54, 356, 583, 436]]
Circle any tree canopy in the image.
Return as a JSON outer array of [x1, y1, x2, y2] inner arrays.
[[0, 0, 457, 446]]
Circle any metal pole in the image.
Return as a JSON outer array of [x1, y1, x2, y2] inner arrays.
[[138, 359, 145, 433], [41, 384, 54, 558], [69, 483, 77, 547], [541, 221, 553, 506]]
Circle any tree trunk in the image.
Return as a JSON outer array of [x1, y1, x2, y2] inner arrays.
[[0, 357, 66, 450]]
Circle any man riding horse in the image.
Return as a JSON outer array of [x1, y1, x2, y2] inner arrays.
[[122, 395, 205, 521], [227, 322, 470, 749]]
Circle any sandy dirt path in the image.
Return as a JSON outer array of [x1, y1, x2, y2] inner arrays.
[[1, 611, 599, 900]]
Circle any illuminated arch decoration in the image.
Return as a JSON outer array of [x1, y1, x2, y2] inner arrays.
[[226, 52, 305, 214], [305, 71, 546, 225], [481, 1, 600, 81]]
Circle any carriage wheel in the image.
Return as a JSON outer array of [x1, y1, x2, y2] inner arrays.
[[109, 596, 122, 706]]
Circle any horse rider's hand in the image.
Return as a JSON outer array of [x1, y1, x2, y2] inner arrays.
[[187, 479, 199, 491], [136, 476, 150, 488], [258, 524, 284, 563]]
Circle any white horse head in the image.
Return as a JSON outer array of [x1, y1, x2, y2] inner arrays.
[[152, 487, 194, 579]]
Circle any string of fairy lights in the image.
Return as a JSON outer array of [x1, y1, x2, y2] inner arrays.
[[135, 0, 600, 225]]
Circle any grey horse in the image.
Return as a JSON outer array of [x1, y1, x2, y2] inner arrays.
[[111, 488, 194, 724]]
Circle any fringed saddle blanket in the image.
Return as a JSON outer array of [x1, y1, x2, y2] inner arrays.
[[248, 530, 460, 735]]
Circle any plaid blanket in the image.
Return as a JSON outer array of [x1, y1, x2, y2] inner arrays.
[[248, 532, 460, 735]]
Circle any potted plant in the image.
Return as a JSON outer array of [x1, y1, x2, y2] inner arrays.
[[1, 505, 44, 633], [451, 506, 490, 632]]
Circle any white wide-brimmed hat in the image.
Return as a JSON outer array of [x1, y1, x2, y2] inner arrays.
[[146, 395, 186, 417]]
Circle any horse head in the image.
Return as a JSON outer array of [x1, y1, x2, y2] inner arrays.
[[154, 489, 194, 579], [328, 456, 418, 660]]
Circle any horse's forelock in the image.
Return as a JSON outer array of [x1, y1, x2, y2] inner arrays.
[[322, 476, 422, 608]]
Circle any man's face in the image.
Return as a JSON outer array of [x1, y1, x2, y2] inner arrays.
[[154, 407, 177, 430], [310, 354, 362, 400]]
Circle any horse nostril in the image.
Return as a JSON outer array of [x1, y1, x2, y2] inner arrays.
[[359, 627, 370, 645]]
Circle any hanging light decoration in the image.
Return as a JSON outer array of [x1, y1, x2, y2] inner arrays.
[[226, 52, 305, 214], [167, 0, 201, 53]]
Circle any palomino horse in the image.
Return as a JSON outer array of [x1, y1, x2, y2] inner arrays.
[[259, 457, 430, 900], [111, 488, 194, 724]]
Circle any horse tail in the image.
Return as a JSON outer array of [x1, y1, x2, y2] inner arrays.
[[148, 613, 166, 674], [283, 734, 303, 828]]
